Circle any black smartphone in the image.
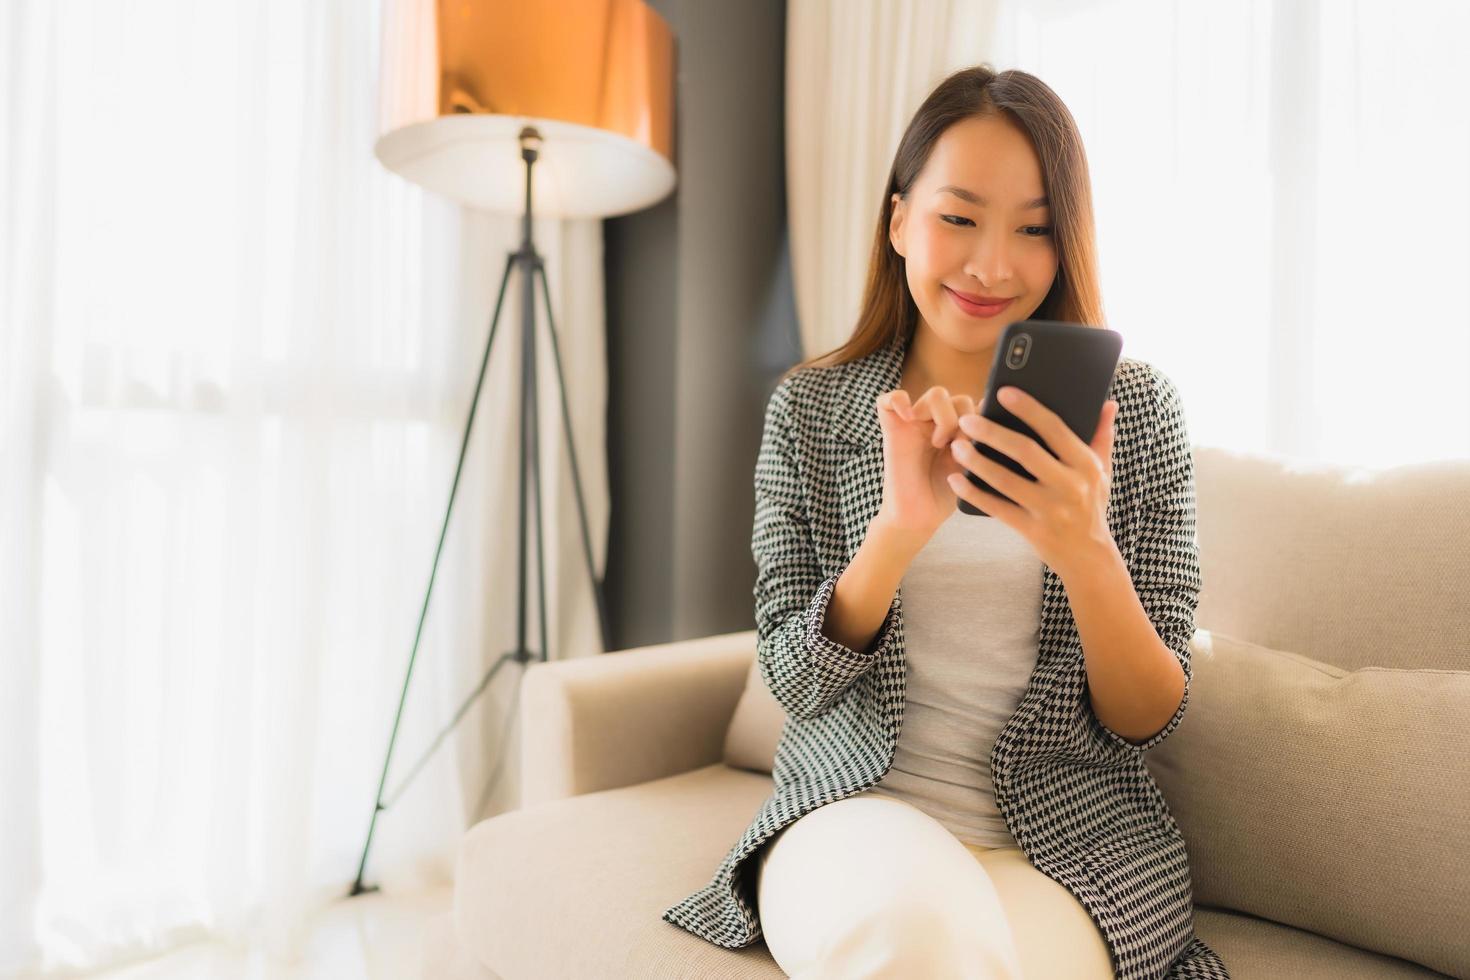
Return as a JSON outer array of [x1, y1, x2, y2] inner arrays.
[[958, 319, 1123, 517]]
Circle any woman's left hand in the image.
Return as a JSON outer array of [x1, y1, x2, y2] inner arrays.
[[946, 386, 1119, 580]]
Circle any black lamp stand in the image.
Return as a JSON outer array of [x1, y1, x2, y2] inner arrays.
[[349, 125, 612, 897]]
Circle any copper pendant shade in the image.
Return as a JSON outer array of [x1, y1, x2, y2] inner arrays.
[[375, 0, 677, 217]]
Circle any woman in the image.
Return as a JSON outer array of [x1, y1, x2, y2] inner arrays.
[[661, 65, 1229, 980]]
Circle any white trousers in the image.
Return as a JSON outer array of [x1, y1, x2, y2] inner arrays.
[[756, 791, 1115, 980]]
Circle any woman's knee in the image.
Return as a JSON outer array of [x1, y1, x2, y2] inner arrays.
[[813, 900, 1022, 980], [759, 795, 1025, 977]]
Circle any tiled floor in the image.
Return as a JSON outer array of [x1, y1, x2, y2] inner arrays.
[[77, 884, 456, 980]]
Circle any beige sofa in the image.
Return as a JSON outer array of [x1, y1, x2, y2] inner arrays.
[[425, 446, 1470, 979]]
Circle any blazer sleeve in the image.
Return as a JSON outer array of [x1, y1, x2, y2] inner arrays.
[[752, 379, 901, 721], [1095, 365, 1203, 753]]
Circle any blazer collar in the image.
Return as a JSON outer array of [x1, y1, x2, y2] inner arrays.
[[833, 331, 911, 449]]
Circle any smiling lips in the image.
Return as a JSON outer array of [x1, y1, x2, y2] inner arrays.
[[945, 285, 1014, 318]]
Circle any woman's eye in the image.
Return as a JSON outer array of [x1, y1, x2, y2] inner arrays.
[[941, 215, 1053, 237]]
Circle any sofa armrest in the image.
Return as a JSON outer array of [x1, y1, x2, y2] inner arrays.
[[519, 629, 756, 807]]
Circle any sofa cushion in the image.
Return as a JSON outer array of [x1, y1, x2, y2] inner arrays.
[[1146, 629, 1470, 979], [724, 657, 782, 775], [455, 763, 786, 979], [1194, 907, 1449, 979]]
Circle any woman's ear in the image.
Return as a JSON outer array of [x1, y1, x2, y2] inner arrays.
[[889, 194, 907, 257]]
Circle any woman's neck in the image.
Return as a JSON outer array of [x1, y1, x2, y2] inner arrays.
[[901, 322, 994, 405]]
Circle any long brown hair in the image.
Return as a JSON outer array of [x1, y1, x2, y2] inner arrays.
[[780, 65, 1106, 384]]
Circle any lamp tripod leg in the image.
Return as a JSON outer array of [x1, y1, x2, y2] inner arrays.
[[348, 247, 518, 898]]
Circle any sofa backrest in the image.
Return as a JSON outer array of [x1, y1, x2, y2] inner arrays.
[[1192, 445, 1470, 672], [724, 444, 1470, 771]]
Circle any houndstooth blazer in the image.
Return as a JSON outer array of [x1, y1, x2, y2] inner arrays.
[[661, 330, 1229, 980]]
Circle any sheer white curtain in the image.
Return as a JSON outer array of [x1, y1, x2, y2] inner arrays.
[[786, 0, 1470, 468], [0, 0, 607, 975], [785, 0, 1003, 364]]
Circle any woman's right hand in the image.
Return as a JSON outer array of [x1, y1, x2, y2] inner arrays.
[[872, 385, 983, 541]]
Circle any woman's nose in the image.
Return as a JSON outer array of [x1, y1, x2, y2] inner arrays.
[[965, 235, 1014, 283]]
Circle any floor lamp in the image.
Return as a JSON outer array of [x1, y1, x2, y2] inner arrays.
[[349, 0, 676, 897]]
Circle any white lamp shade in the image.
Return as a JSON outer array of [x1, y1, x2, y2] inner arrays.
[[374, 0, 677, 218]]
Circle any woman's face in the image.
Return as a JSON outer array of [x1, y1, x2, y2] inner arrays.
[[889, 113, 1059, 354]]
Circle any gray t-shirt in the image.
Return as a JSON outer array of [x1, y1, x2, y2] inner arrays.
[[859, 505, 1043, 849]]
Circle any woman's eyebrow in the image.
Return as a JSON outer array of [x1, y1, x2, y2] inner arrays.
[[935, 185, 1049, 210]]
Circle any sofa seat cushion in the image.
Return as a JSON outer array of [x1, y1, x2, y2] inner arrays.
[[454, 763, 787, 979], [453, 762, 1454, 979], [1194, 907, 1452, 979]]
